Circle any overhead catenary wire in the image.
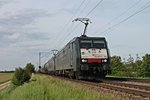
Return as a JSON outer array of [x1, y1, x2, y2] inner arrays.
[[54, 0, 88, 48], [76, 0, 92, 17], [64, 0, 104, 37], [57, 0, 105, 46], [94, 0, 142, 34], [57, 0, 87, 33], [95, 1, 150, 35], [107, 0, 142, 24], [54, 0, 92, 47], [85, 0, 104, 17]]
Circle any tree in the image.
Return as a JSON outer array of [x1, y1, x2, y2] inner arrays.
[[110, 56, 123, 75], [125, 54, 138, 77], [110, 54, 150, 78], [25, 63, 35, 74], [12, 67, 30, 85], [135, 54, 142, 77], [127, 54, 134, 64], [140, 54, 150, 77]]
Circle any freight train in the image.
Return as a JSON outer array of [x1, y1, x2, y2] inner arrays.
[[39, 36, 111, 79]]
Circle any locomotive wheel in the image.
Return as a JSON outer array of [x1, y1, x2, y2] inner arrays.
[[68, 72, 73, 79], [101, 73, 106, 78], [75, 72, 79, 80]]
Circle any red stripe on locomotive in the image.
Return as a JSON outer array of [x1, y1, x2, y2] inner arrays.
[[88, 58, 101, 63]]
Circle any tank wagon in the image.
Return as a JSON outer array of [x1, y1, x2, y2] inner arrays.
[[41, 36, 111, 79]]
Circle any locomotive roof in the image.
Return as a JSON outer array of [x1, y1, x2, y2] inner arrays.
[[55, 36, 107, 56], [69, 36, 106, 43], [78, 36, 106, 39]]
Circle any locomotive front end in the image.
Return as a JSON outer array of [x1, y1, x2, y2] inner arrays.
[[79, 37, 111, 79]]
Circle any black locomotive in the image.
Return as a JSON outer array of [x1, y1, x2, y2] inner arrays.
[[40, 18, 111, 79], [40, 36, 111, 79]]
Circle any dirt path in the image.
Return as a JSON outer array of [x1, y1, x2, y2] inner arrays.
[[0, 81, 11, 91]]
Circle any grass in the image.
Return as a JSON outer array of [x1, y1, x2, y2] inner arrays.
[[0, 73, 13, 84], [0, 74, 119, 100]]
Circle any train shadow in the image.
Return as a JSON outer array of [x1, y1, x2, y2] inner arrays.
[[81, 79, 103, 83]]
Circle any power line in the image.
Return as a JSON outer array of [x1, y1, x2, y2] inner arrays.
[[76, 0, 92, 17], [94, 0, 142, 34], [96, 1, 150, 35], [54, 0, 87, 48], [109, 0, 142, 23], [85, 0, 104, 17], [57, 0, 105, 46], [59, 0, 87, 32]]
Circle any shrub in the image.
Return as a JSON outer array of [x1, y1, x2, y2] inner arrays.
[[25, 63, 35, 74], [22, 69, 31, 82], [12, 67, 31, 86]]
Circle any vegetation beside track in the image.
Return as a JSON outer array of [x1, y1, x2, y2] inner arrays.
[[110, 54, 150, 78], [0, 74, 117, 100]]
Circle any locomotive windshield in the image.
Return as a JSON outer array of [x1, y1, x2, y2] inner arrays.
[[80, 40, 92, 48], [93, 40, 105, 48], [80, 39, 105, 48]]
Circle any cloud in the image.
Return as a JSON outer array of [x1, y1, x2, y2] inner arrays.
[[0, 32, 51, 46], [57, 8, 75, 15], [0, 8, 51, 43], [4, 32, 21, 40], [0, 9, 50, 26], [0, 0, 12, 7]]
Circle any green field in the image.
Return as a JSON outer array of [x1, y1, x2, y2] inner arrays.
[[0, 73, 13, 84], [0, 74, 121, 100]]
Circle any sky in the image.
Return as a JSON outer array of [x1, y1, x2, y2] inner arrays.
[[0, 0, 150, 71]]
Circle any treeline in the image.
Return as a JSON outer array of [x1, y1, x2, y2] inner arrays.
[[0, 71, 14, 73], [110, 54, 150, 78]]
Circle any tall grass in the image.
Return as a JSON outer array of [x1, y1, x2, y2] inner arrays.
[[0, 74, 117, 100]]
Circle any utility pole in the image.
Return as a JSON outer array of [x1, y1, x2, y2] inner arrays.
[[39, 51, 52, 69], [73, 18, 91, 37], [52, 49, 58, 56], [52, 49, 58, 71], [39, 52, 41, 69]]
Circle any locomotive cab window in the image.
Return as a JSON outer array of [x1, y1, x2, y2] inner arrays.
[[80, 40, 92, 48], [93, 40, 105, 48], [80, 39, 106, 48]]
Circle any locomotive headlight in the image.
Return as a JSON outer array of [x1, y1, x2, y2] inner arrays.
[[102, 59, 107, 62], [81, 52, 85, 55], [82, 59, 87, 62]]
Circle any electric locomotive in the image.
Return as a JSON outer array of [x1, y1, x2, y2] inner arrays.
[[40, 18, 111, 79], [41, 36, 111, 79]]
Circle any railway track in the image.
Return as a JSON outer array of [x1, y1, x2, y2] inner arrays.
[[53, 76, 150, 99], [99, 81, 150, 98], [105, 76, 150, 83], [102, 80, 150, 91], [75, 80, 150, 98]]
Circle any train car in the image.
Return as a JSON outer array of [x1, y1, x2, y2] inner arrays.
[[41, 36, 111, 80], [44, 58, 55, 74]]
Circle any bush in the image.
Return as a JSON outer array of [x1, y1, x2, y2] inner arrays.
[[12, 67, 31, 86], [25, 63, 35, 74], [22, 70, 31, 82]]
